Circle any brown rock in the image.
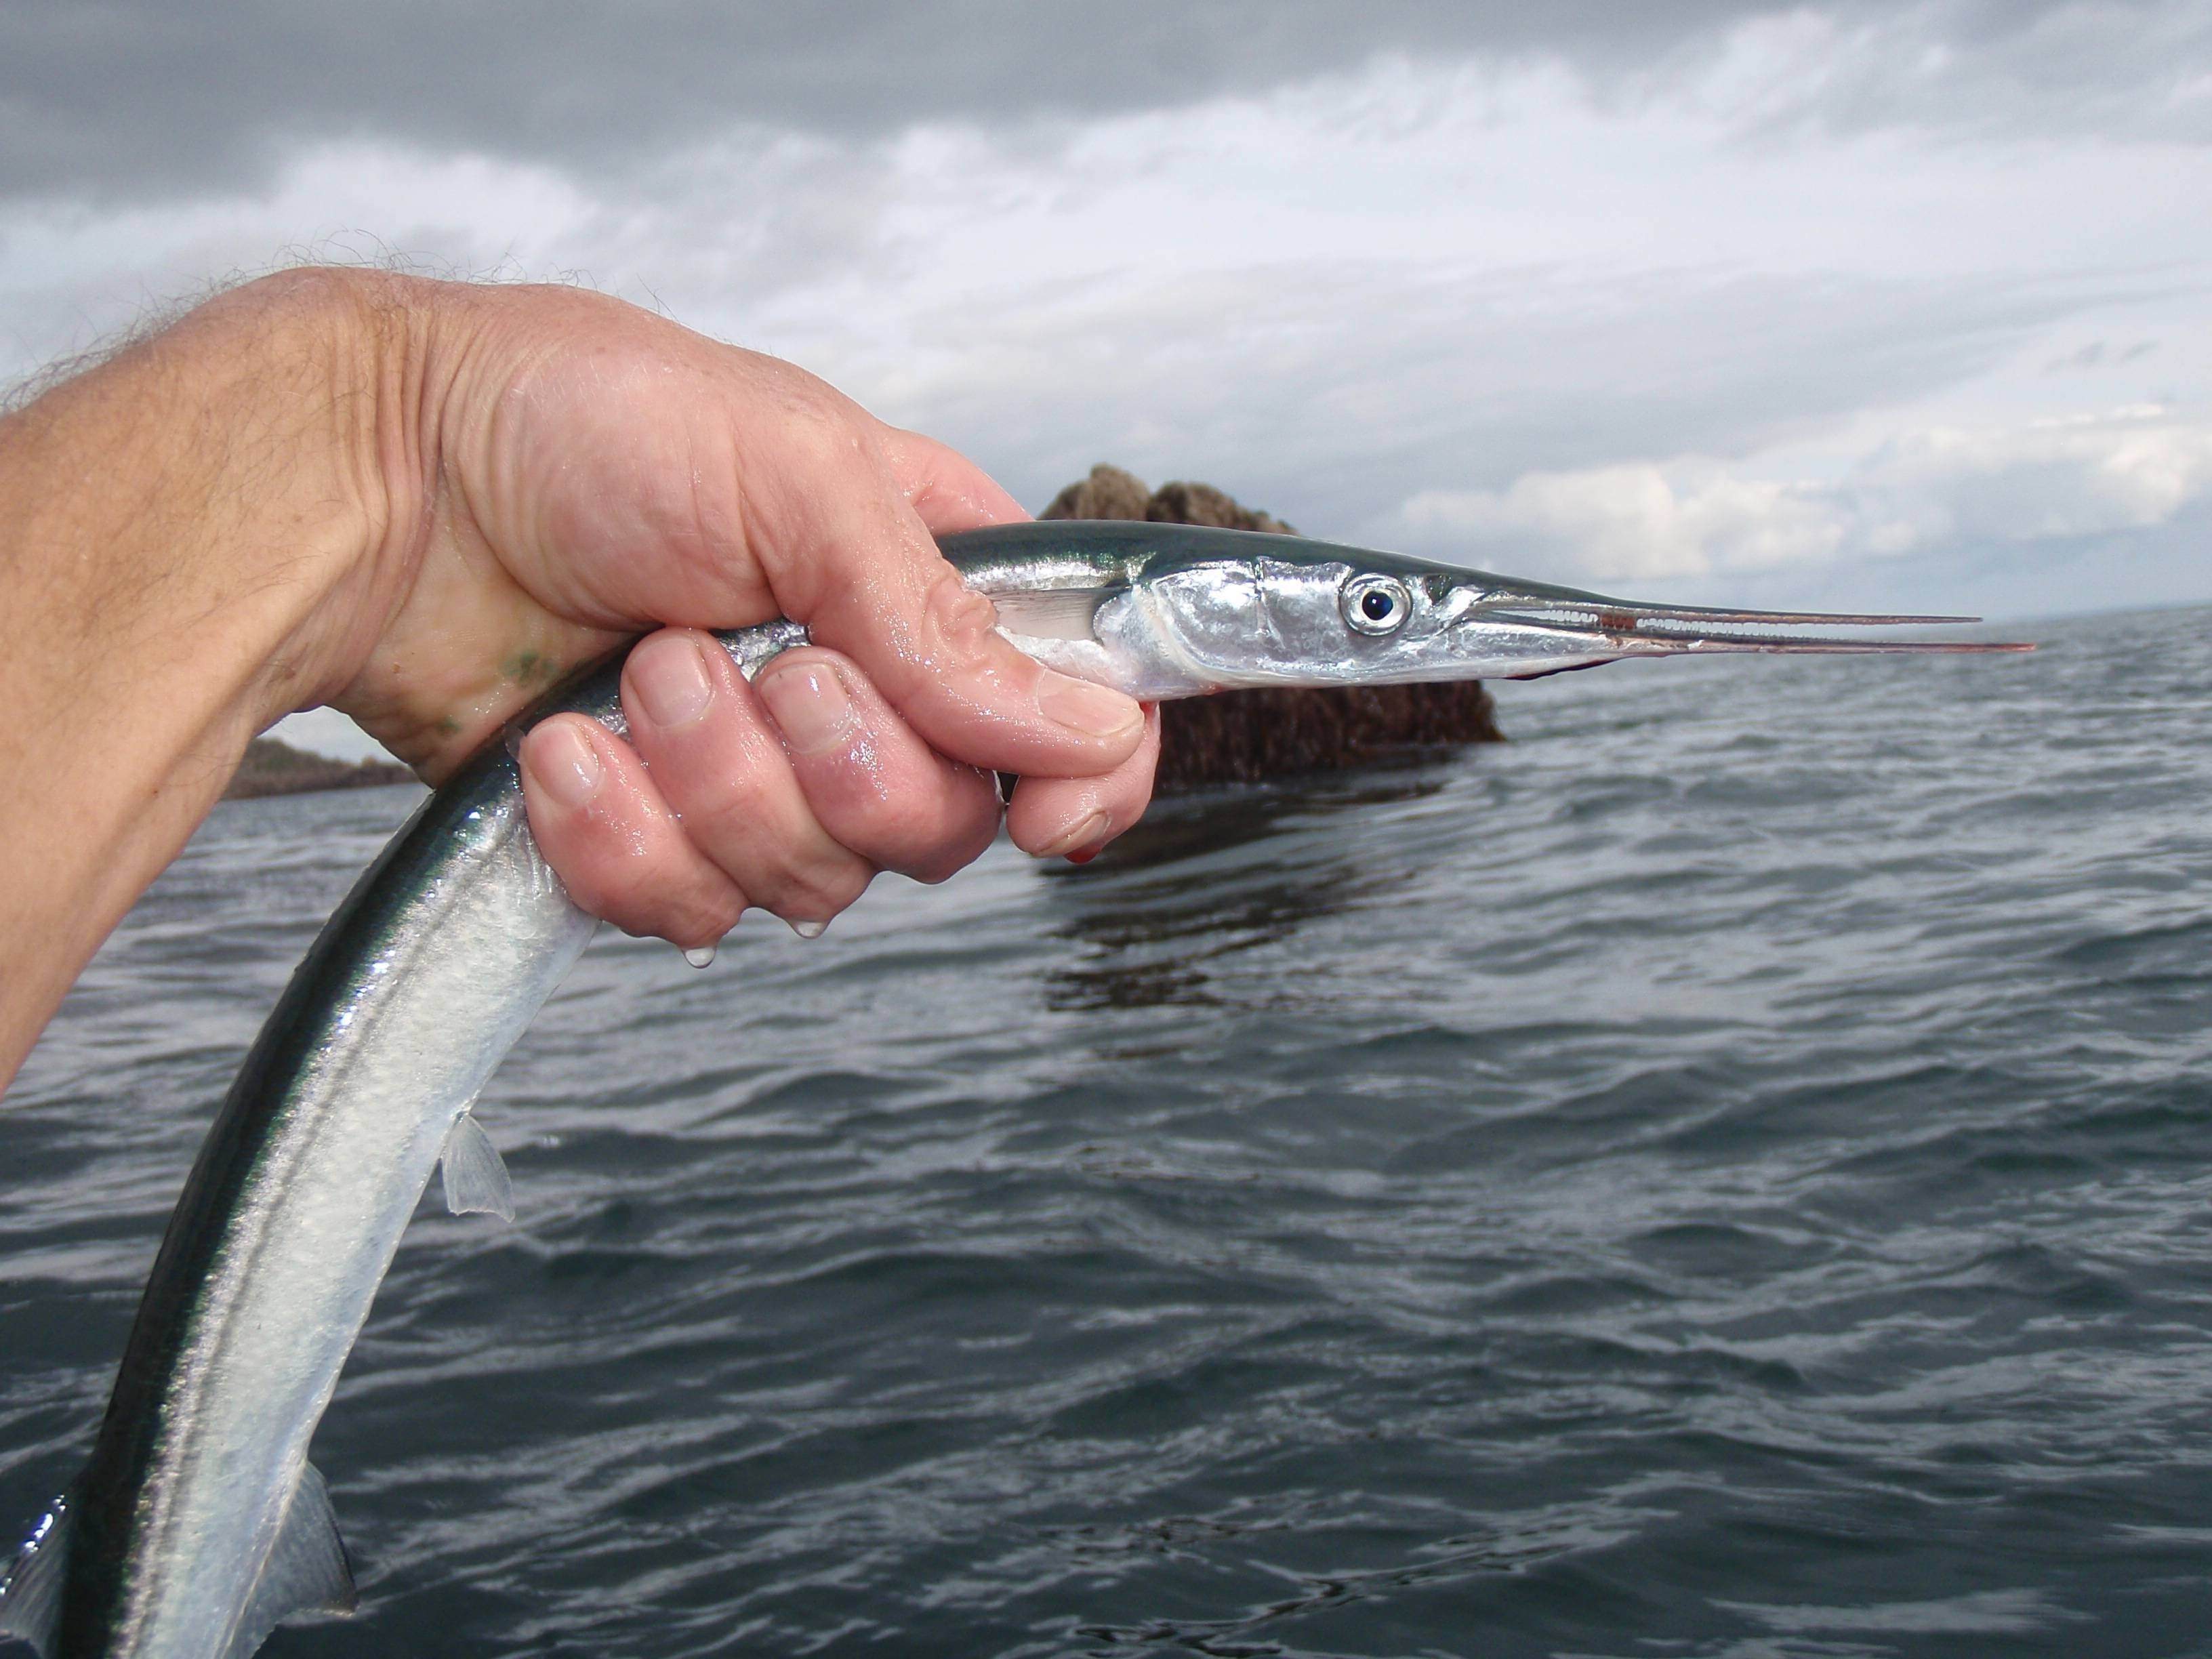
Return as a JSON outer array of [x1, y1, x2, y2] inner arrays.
[[1036, 466, 1502, 789], [1040, 464, 1153, 524], [1147, 480, 1296, 535]]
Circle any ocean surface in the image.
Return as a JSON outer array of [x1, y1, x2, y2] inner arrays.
[[6, 604, 2212, 1658]]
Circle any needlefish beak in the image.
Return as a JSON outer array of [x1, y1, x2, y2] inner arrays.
[[1440, 573, 2036, 679]]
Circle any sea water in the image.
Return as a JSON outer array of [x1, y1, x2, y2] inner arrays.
[[5, 605, 2211, 1657]]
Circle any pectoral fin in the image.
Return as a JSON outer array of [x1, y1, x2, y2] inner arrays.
[[222, 1462, 356, 1659], [0, 1495, 69, 1657], [441, 1113, 514, 1222], [991, 586, 1119, 642]]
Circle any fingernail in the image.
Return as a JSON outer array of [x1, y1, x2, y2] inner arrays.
[[632, 634, 714, 729], [1035, 669, 1142, 739], [758, 661, 859, 756], [527, 721, 602, 808], [1040, 810, 1109, 859]]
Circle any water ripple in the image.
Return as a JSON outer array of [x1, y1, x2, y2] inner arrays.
[[7, 607, 2212, 1655]]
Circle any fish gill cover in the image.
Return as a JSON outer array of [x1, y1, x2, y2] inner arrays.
[[1038, 465, 1505, 788]]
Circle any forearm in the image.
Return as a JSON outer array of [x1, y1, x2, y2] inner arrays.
[[0, 272, 406, 1090]]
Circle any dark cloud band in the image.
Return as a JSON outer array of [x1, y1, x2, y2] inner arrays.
[[3, 0, 2197, 203]]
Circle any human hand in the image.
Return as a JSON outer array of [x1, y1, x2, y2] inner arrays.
[[333, 277, 1160, 947], [3, 269, 1151, 1086]]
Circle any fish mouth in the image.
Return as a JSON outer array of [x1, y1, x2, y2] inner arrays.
[[1454, 577, 2036, 676]]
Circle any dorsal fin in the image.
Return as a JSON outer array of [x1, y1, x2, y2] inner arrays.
[[440, 1112, 514, 1221], [0, 1494, 70, 1657], [221, 1463, 356, 1659]]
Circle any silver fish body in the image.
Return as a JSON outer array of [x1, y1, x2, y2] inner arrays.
[[0, 523, 2023, 1657]]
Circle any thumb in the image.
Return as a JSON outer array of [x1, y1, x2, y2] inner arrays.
[[746, 413, 1145, 779]]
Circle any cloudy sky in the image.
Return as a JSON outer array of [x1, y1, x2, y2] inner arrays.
[[5, 1, 2208, 755]]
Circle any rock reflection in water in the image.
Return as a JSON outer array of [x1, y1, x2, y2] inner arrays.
[[1038, 769, 1449, 1010]]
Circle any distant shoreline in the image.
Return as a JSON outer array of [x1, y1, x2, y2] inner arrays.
[[225, 736, 415, 800]]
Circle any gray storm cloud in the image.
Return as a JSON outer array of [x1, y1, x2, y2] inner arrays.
[[2, 0, 2203, 202], [1, 0, 2206, 634]]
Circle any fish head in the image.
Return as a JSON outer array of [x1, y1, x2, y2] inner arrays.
[[1109, 536, 2030, 692]]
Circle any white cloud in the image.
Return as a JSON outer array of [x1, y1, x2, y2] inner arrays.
[[0, 21, 2207, 648], [1393, 406, 2212, 583], [1401, 464, 1845, 579], [1858, 409, 2212, 543]]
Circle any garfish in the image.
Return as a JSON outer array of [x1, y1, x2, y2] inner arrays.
[[0, 521, 2028, 1657]]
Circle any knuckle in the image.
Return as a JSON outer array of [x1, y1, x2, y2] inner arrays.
[[558, 846, 661, 933], [817, 780, 909, 844], [686, 756, 785, 833], [907, 836, 987, 886], [548, 861, 619, 922], [535, 821, 640, 922], [660, 888, 745, 950], [594, 864, 741, 947], [755, 855, 869, 923], [762, 386, 874, 482], [901, 794, 1001, 884], [794, 397, 861, 457], [920, 565, 1002, 663], [569, 873, 659, 937], [655, 715, 794, 824]]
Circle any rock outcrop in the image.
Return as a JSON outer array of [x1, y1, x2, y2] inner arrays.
[[1038, 467, 1502, 789], [1040, 464, 1155, 525], [1042, 464, 1297, 537]]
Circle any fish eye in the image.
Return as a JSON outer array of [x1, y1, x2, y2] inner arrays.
[[1343, 575, 1412, 636]]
